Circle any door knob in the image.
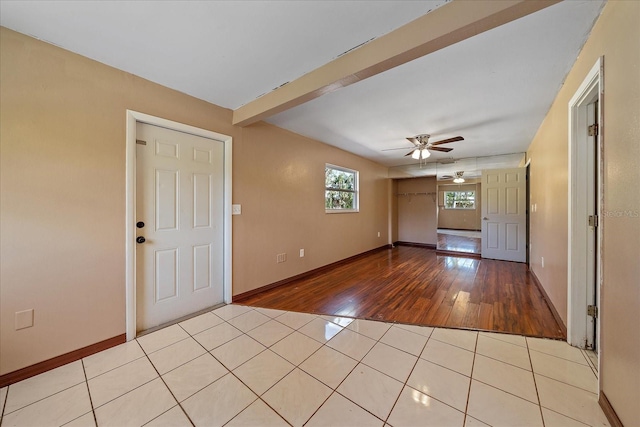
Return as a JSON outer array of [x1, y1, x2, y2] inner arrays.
[[483, 217, 489, 220], [136, 236, 146, 244]]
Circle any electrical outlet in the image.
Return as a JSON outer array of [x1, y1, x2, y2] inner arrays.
[[15, 309, 34, 330], [377, 231, 381, 237], [541, 256, 544, 268], [276, 253, 287, 263], [299, 249, 304, 258]]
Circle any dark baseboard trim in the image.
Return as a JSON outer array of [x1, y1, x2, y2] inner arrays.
[[394, 241, 437, 250], [394, 240, 481, 258], [599, 391, 624, 427], [530, 270, 567, 338], [437, 228, 481, 232], [0, 333, 126, 388], [435, 249, 481, 259], [233, 244, 393, 302]]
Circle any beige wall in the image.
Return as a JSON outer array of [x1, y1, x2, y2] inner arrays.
[[395, 177, 437, 245], [527, 2, 639, 424], [437, 181, 481, 230], [0, 27, 389, 375], [232, 122, 389, 295], [390, 180, 399, 243]]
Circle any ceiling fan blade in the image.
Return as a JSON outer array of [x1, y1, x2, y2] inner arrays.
[[405, 150, 417, 157], [429, 146, 454, 152], [430, 136, 464, 146], [382, 147, 415, 151], [406, 137, 420, 146]]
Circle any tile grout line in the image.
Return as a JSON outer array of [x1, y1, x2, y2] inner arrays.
[[0, 367, 86, 418], [82, 356, 161, 412], [174, 319, 241, 425], [529, 347, 593, 367], [220, 309, 312, 426], [139, 322, 196, 427], [527, 337, 547, 427], [0, 385, 7, 424], [462, 332, 479, 426], [162, 307, 599, 427], [528, 342, 603, 426], [228, 313, 429, 425], [302, 320, 395, 425], [257, 314, 364, 425], [541, 406, 596, 427], [2, 304, 590, 426], [316, 320, 480, 424], [533, 372, 600, 395], [80, 359, 98, 427], [381, 329, 434, 426], [178, 309, 290, 427], [580, 348, 599, 378], [82, 346, 147, 384]]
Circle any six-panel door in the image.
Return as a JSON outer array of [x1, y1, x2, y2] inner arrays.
[[136, 122, 224, 332], [481, 167, 526, 262]]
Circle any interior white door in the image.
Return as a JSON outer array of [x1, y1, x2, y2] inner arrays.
[[136, 122, 224, 332], [481, 167, 527, 262]]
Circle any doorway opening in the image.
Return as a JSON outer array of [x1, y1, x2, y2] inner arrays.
[[568, 58, 603, 359], [436, 182, 482, 256], [125, 111, 233, 341]]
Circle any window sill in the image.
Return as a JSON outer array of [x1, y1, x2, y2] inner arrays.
[[325, 209, 359, 214]]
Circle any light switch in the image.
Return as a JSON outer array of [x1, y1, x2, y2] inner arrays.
[[232, 204, 242, 215], [15, 309, 34, 330]]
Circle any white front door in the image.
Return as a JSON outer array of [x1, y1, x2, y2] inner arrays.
[[481, 167, 527, 262], [136, 122, 224, 332]]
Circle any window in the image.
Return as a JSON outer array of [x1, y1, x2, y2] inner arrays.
[[444, 191, 475, 209], [325, 164, 359, 212]]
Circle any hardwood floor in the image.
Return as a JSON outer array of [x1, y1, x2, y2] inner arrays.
[[437, 232, 481, 254], [238, 246, 565, 339]]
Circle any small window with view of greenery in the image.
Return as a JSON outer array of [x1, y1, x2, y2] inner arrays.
[[325, 164, 359, 212], [445, 191, 475, 209]]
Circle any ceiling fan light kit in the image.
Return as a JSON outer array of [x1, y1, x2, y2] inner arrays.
[[411, 148, 431, 160], [453, 171, 465, 183], [401, 134, 463, 165]]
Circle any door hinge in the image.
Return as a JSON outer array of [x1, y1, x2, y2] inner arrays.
[[136, 139, 147, 145], [588, 214, 598, 227], [587, 305, 598, 318], [588, 124, 598, 136]]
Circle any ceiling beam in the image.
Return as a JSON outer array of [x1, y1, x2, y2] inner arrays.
[[232, 0, 559, 127]]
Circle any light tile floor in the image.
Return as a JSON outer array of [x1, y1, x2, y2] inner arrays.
[[0, 305, 611, 427]]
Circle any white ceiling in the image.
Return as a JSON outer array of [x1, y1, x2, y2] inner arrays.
[[1, 0, 604, 170]]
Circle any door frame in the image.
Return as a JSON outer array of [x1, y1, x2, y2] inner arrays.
[[567, 58, 603, 353], [524, 158, 531, 267], [125, 110, 233, 341]]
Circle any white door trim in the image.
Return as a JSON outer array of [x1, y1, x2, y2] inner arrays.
[[125, 110, 232, 341], [567, 58, 603, 353]]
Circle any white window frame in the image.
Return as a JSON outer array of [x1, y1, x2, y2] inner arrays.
[[325, 164, 359, 213], [444, 190, 476, 210]]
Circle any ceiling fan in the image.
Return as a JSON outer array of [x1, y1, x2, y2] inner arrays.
[[404, 134, 464, 160], [439, 171, 466, 182], [453, 171, 465, 183]]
